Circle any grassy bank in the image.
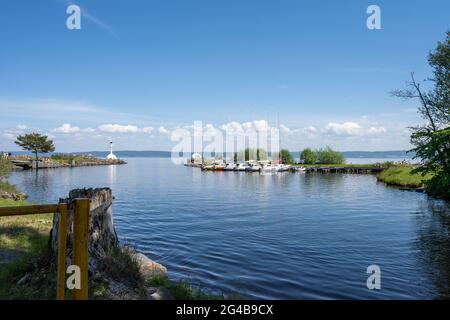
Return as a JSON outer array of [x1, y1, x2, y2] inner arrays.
[[0, 182, 18, 194], [0, 199, 57, 299], [377, 166, 433, 188]]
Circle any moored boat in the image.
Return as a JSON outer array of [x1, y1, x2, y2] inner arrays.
[[202, 164, 214, 171], [224, 163, 237, 171], [213, 164, 225, 171], [237, 163, 249, 171]]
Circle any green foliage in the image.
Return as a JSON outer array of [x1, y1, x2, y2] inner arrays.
[[147, 277, 222, 300], [425, 174, 450, 200], [377, 166, 433, 188], [300, 148, 317, 164], [393, 32, 449, 199], [316, 147, 345, 164], [234, 148, 268, 162], [51, 153, 76, 162], [14, 133, 55, 162], [0, 156, 12, 179], [278, 149, 294, 164], [0, 181, 19, 194], [301, 147, 345, 164], [96, 247, 144, 287], [0, 202, 56, 299]]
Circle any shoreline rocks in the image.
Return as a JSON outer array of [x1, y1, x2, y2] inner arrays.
[[0, 189, 27, 201]]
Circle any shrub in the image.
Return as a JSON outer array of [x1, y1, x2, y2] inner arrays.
[[0, 156, 12, 179], [300, 148, 317, 164], [426, 174, 450, 200], [316, 147, 345, 164]]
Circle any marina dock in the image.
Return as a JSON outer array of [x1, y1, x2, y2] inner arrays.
[[185, 163, 387, 174]]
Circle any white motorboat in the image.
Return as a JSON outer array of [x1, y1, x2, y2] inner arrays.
[[237, 163, 249, 171], [224, 163, 237, 171], [275, 164, 291, 172], [248, 163, 262, 172], [262, 164, 277, 172]]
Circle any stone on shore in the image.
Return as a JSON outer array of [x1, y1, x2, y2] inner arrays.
[[126, 250, 167, 278]]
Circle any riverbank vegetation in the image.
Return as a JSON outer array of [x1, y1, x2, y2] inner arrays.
[[377, 166, 433, 189], [300, 147, 345, 165], [392, 31, 450, 200], [0, 156, 25, 200], [0, 199, 56, 299], [50, 153, 110, 165], [233, 148, 294, 164]]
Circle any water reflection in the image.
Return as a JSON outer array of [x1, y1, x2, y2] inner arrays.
[[414, 200, 450, 299]]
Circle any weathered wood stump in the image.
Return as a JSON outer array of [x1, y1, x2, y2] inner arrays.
[[50, 188, 118, 266]]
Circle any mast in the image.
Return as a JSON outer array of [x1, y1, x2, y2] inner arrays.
[[277, 113, 282, 164]]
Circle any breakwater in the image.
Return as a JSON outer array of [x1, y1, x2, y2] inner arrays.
[[11, 159, 126, 170]]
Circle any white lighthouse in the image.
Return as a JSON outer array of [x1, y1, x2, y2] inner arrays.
[[106, 141, 118, 160]]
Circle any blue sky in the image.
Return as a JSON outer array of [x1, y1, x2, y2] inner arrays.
[[0, 0, 449, 152]]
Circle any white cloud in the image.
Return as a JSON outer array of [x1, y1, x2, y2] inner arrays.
[[99, 124, 139, 133], [253, 120, 270, 132], [242, 122, 253, 130], [51, 123, 81, 134], [280, 125, 291, 134], [220, 121, 244, 133], [82, 128, 96, 133], [15, 124, 27, 130], [323, 122, 362, 136], [220, 120, 271, 133], [142, 126, 154, 134], [158, 126, 169, 134], [366, 126, 387, 135], [304, 126, 318, 134]]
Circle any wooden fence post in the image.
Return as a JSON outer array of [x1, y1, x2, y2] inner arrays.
[[56, 204, 68, 300], [72, 198, 90, 300]]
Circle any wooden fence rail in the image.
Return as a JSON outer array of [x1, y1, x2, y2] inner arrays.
[[0, 199, 90, 300]]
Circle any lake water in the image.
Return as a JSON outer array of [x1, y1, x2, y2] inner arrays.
[[9, 158, 450, 299]]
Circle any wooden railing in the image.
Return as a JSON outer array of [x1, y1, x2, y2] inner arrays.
[[0, 199, 90, 300]]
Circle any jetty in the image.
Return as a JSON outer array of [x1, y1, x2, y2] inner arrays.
[[302, 166, 386, 174], [12, 159, 126, 170], [185, 162, 387, 174]]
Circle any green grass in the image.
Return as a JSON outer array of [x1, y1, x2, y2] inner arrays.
[[50, 154, 109, 165], [377, 166, 433, 188], [0, 200, 56, 299], [0, 181, 20, 194], [147, 277, 224, 300]]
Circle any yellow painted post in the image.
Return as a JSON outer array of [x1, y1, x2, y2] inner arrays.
[[72, 198, 90, 300], [56, 204, 68, 300]]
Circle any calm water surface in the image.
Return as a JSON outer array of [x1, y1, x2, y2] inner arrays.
[[9, 158, 450, 299]]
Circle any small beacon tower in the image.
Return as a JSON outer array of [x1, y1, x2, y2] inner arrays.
[[106, 141, 118, 160]]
